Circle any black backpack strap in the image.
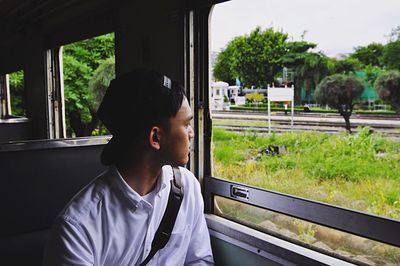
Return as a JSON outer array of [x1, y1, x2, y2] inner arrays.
[[139, 167, 184, 266]]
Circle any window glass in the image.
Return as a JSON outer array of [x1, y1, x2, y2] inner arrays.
[[0, 71, 29, 143], [209, 0, 400, 255], [215, 196, 400, 265], [9, 70, 26, 117], [62, 33, 115, 137]]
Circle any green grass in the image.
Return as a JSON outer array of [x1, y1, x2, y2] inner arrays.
[[213, 119, 268, 127], [212, 127, 400, 220]]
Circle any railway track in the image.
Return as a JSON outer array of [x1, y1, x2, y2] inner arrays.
[[213, 110, 400, 121], [211, 110, 400, 139], [213, 125, 400, 140]]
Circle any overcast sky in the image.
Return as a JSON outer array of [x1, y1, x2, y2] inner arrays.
[[211, 0, 400, 57]]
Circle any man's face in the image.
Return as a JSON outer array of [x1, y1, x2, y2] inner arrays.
[[161, 98, 194, 166]]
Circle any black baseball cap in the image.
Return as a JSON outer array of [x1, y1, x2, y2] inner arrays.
[[97, 68, 185, 165]]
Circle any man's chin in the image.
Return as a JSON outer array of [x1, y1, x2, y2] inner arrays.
[[169, 159, 188, 168]]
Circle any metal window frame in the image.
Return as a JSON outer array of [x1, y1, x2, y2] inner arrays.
[[0, 74, 11, 118], [45, 47, 66, 139], [204, 177, 400, 248], [186, 5, 213, 186]]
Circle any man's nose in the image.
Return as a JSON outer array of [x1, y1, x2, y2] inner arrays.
[[188, 126, 194, 139]]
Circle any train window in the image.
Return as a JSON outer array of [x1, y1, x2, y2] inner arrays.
[[8, 71, 26, 117], [0, 71, 26, 118], [205, 0, 400, 263], [0, 71, 30, 143], [62, 33, 115, 138]]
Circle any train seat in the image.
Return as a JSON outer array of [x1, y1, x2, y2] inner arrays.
[[0, 138, 107, 266]]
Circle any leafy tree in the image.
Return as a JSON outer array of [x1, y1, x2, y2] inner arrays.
[[316, 74, 364, 132], [363, 64, 383, 86], [328, 57, 362, 75], [88, 57, 115, 136], [213, 44, 235, 84], [281, 41, 328, 103], [64, 56, 115, 136], [383, 40, 400, 70], [349, 43, 384, 67], [296, 52, 329, 103], [381, 26, 400, 70], [213, 27, 288, 87], [9, 71, 25, 116], [63, 33, 115, 137], [387, 25, 400, 42], [63, 55, 93, 136], [374, 70, 400, 113], [88, 56, 116, 109], [285, 41, 316, 55], [213, 28, 331, 103], [64, 34, 115, 70]]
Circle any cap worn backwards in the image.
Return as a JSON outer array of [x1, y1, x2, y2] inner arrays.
[[97, 68, 185, 165]]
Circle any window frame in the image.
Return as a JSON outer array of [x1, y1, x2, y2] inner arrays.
[[54, 32, 116, 139], [204, 177, 400, 247], [0, 74, 11, 118], [45, 47, 66, 139]]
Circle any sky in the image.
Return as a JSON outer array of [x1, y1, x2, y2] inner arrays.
[[211, 0, 400, 57]]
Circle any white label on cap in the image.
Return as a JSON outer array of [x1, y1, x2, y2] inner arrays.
[[163, 76, 172, 89]]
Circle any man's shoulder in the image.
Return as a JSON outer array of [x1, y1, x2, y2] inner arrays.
[[177, 166, 196, 180], [59, 169, 109, 224]]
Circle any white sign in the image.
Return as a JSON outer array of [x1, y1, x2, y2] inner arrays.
[[267, 85, 295, 134], [268, 87, 294, 102]]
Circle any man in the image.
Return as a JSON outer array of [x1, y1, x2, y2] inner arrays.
[[43, 69, 214, 265]]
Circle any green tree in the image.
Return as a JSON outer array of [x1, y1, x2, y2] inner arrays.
[[387, 25, 400, 42], [64, 34, 115, 70], [297, 52, 329, 103], [363, 64, 383, 86], [213, 44, 235, 84], [88, 57, 116, 109], [281, 41, 326, 103], [383, 40, 400, 70], [63, 33, 115, 137], [381, 26, 400, 70], [316, 74, 364, 132], [213, 27, 288, 87], [374, 70, 400, 113], [349, 43, 384, 67], [328, 57, 362, 75], [87, 57, 115, 135], [63, 55, 93, 136], [9, 71, 25, 116]]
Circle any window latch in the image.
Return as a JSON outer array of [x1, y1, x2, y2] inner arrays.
[[231, 185, 249, 200]]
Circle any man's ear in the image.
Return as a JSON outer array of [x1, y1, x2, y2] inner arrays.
[[149, 126, 162, 150]]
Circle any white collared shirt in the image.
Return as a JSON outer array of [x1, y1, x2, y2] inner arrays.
[[43, 166, 214, 266]]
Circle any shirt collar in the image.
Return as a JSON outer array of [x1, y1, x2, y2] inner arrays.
[[106, 165, 172, 210]]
